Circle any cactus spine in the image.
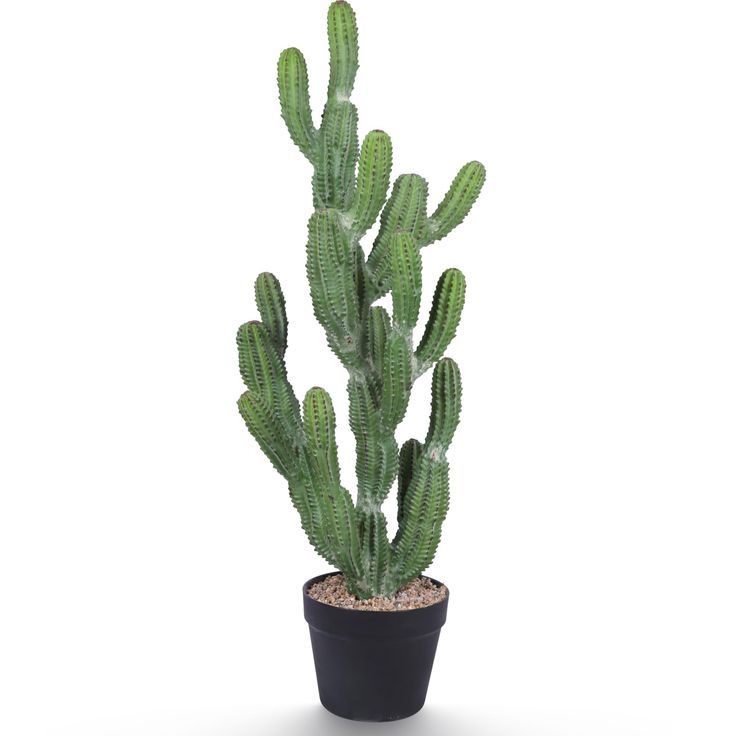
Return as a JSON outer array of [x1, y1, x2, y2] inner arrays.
[[238, 1, 484, 598]]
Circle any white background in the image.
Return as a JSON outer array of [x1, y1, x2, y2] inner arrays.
[[1, 1, 735, 734]]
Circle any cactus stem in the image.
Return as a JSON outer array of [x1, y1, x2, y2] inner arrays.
[[239, 0, 483, 598]]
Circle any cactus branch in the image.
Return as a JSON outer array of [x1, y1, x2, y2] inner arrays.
[[389, 232, 423, 331], [366, 174, 429, 300], [415, 268, 466, 377], [427, 161, 487, 243], [327, 0, 359, 100], [277, 48, 317, 161], [255, 272, 288, 358], [350, 130, 393, 239]]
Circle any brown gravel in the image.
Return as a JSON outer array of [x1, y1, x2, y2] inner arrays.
[[308, 573, 447, 611]]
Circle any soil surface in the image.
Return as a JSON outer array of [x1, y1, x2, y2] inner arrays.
[[307, 573, 447, 611]]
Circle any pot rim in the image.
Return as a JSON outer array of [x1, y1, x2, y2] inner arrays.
[[302, 571, 450, 615]]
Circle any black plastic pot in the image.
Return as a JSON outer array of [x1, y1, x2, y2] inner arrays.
[[302, 572, 449, 722]]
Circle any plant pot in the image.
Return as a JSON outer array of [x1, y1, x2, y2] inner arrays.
[[302, 572, 449, 722]]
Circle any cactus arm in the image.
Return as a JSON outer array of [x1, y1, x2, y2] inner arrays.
[[236, 315, 364, 579], [296, 476, 363, 588], [380, 333, 412, 431], [347, 368, 398, 596], [348, 375, 399, 510], [302, 387, 364, 583], [304, 387, 365, 584], [286, 479, 319, 546], [295, 473, 364, 585], [277, 48, 317, 161], [425, 357, 462, 449], [348, 130, 393, 239], [303, 387, 341, 490], [236, 320, 301, 439], [309, 2, 361, 209], [306, 209, 363, 368], [365, 174, 429, 300], [236, 321, 329, 564], [313, 100, 359, 210], [349, 377, 384, 497], [389, 232, 422, 330], [365, 162, 484, 301], [328, 485, 366, 590], [301, 388, 358, 570], [237, 391, 296, 479], [391, 358, 461, 587], [426, 161, 486, 244], [397, 438, 422, 527], [327, 0, 359, 100], [255, 272, 288, 358], [237, 321, 274, 398], [415, 268, 466, 377], [391, 454, 450, 588]]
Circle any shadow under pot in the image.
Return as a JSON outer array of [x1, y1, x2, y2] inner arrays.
[[302, 572, 449, 722]]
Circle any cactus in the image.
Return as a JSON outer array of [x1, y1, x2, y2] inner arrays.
[[237, 1, 484, 598]]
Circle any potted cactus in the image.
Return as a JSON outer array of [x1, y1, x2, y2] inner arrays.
[[236, 0, 485, 722]]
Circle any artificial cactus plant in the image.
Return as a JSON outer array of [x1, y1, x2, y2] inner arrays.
[[237, 0, 485, 599]]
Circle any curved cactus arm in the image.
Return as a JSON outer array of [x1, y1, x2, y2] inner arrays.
[[236, 320, 301, 438], [425, 358, 462, 449], [237, 360, 363, 585], [299, 474, 364, 585], [237, 391, 297, 479], [327, 0, 359, 100], [390, 454, 450, 588], [286, 480, 317, 542], [277, 47, 317, 161], [397, 438, 422, 527], [365, 174, 428, 300], [306, 209, 363, 368], [287, 476, 336, 568], [278, 1, 361, 211], [255, 272, 288, 358], [236, 324, 342, 571], [301, 386, 364, 584], [426, 161, 486, 244], [391, 359, 461, 586], [347, 130, 393, 239], [415, 268, 466, 377], [327, 485, 366, 590], [290, 474, 362, 586]]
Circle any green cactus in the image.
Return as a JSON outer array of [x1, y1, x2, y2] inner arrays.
[[237, 1, 484, 598]]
